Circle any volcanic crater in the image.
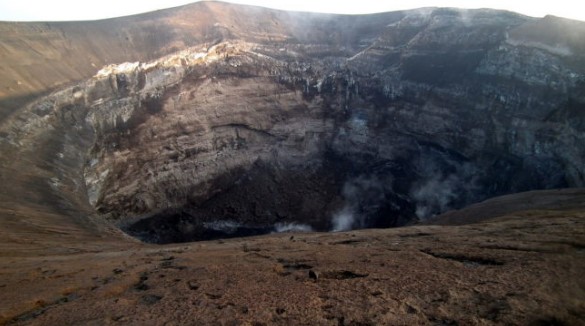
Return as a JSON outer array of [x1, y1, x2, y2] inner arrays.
[[0, 2, 584, 325], [10, 5, 582, 243]]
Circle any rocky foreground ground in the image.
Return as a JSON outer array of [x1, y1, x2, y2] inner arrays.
[[1, 189, 583, 325]]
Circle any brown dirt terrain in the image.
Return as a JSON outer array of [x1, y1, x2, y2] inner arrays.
[[1, 189, 584, 325]]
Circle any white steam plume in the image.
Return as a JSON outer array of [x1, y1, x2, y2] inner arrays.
[[273, 223, 314, 233], [331, 205, 355, 232], [330, 175, 386, 232]]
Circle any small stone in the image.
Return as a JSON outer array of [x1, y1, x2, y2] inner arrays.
[[140, 294, 162, 305], [187, 280, 200, 290], [309, 270, 319, 281], [134, 283, 149, 291], [113, 268, 123, 274], [406, 304, 418, 314], [205, 292, 222, 300]]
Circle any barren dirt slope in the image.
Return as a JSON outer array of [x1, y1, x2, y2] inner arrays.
[[0, 189, 584, 325]]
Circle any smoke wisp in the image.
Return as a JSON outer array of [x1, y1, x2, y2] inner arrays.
[[274, 222, 314, 233], [330, 174, 387, 232], [409, 152, 479, 220], [331, 205, 354, 232]]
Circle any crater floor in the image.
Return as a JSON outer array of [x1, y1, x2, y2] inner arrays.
[[1, 189, 584, 325]]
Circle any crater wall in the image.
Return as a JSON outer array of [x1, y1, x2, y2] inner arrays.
[[0, 5, 584, 244]]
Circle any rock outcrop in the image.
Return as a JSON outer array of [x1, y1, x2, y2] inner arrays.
[[0, 3, 584, 243]]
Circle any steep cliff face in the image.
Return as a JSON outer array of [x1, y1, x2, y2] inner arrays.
[[0, 4, 584, 243]]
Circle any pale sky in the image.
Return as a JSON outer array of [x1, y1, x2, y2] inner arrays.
[[0, 0, 583, 22]]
